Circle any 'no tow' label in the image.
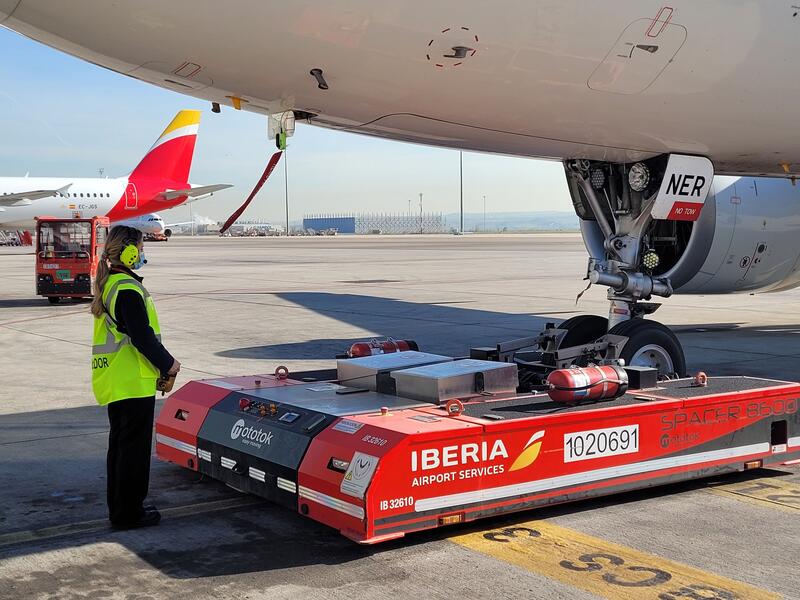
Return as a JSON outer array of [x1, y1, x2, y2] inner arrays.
[[651, 154, 714, 221]]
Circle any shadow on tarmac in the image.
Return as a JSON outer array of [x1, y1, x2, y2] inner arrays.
[[0, 298, 58, 308], [140, 468, 784, 581], [0, 297, 91, 308], [216, 291, 575, 360], [214, 291, 792, 362], [218, 338, 369, 360]]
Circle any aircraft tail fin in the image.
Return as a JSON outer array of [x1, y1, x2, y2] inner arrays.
[[129, 110, 201, 183]]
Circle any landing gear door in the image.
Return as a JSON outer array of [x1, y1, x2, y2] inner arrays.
[[650, 154, 714, 222]]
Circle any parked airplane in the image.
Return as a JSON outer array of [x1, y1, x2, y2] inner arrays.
[[113, 212, 194, 239], [4, 2, 800, 374], [0, 109, 231, 228]]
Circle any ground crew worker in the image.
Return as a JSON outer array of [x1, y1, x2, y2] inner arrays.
[[90, 225, 180, 530]]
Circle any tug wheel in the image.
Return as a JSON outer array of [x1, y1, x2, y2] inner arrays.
[[609, 319, 686, 378], [554, 315, 609, 367], [47, 296, 60, 304], [557, 315, 608, 348]]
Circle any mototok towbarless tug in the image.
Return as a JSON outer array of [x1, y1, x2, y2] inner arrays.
[[155, 328, 800, 543]]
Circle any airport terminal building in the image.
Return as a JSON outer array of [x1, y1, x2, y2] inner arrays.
[[303, 213, 444, 234]]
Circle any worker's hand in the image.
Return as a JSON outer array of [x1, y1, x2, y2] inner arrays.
[[167, 359, 181, 375]]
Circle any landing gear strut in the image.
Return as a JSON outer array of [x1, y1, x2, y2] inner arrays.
[[562, 156, 687, 377], [566, 158, 674, 326], [482, 155, 693, 381]]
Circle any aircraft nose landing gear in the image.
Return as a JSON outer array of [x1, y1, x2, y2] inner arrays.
[[494, 155, 702, 384], [566, 155, 708, 377], [486, 153, 709, 383]]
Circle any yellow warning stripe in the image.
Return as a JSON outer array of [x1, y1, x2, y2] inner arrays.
[[450, 519, 778, 600], [159, 109, 201, 137], [708, 475, 800, 514]]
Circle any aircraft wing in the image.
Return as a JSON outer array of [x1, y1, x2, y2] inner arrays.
[[157, 184, 232, 202], [0, 184, 72, 206]]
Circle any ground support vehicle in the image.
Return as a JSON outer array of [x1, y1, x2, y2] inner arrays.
[[35, 216, 108, 303], [156, 340, 799, 543]]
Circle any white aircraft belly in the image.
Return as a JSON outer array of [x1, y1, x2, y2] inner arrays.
[[0, 196, 64, 228], [0, 187, 116, 228], [3, 1, 800, 174]]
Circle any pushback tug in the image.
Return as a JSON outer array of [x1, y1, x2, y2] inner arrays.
[[155, 329, 800, 543]]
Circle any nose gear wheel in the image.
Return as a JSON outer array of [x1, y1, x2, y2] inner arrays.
[[608, 318, 686, 378]]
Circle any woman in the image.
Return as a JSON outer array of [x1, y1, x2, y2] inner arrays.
[[90, 225, 180, 530]]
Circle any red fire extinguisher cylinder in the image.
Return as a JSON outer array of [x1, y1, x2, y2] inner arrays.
[[347, 339, 419, 358], [546, 364, 629, 404]]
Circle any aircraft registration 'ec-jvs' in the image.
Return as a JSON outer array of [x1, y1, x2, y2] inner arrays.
[[4, 1, 800, 375], [0, 109, 232, 228]]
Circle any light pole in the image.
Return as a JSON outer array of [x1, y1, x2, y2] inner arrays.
[[483, 195, 486, 232], [419, 192, 423, 234], [284, 146, 289, 236], [459, 151, 464, 233]]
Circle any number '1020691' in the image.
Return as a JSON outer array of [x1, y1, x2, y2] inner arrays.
[[564, 424, 639, 463]]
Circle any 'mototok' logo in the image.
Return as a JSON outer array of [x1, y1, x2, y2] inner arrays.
[[230, 419, 274, 446], [231, 419, 246, 440]]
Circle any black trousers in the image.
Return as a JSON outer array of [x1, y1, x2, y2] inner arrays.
[[107, 396, 155, 525]]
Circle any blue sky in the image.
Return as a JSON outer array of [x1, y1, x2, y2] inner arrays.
[[0, 26, 573, 224]]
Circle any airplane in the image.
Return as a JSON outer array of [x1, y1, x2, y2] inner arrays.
[[113, 212, 196, 240], [0, 109, 232, 228], [3, 2, 800, 376]]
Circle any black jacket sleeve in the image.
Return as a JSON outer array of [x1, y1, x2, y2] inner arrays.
[[114, 289, 175, 376]]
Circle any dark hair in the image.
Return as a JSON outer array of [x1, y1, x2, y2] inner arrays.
[[90, 225, 143, 317]]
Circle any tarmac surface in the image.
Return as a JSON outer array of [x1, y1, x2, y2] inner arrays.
[[1, 234, 798, 600]]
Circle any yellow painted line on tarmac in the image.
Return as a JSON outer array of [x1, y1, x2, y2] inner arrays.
[[708, 476, 800, 514], [0, 496, 263, 549], [450, 520, 778, 600]]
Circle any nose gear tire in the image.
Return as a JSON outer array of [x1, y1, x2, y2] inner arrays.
[[609, 319, 686, 378]]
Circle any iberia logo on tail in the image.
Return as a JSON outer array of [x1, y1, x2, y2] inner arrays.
[[105, 109, 230, 222], [128, 109, 201, 183]]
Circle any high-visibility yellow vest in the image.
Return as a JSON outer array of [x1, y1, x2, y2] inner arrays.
[[92, 272, 162, 405]]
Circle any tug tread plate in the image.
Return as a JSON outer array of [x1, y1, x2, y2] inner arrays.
[[461, 376, 794, 420], [642, 376, 794, 399]]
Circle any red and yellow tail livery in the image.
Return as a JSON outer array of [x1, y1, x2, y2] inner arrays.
[[130, 109, 201, 184]]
